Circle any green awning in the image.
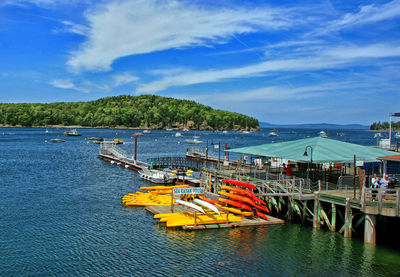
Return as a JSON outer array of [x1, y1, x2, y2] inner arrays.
[[227, 137, 395, 163]]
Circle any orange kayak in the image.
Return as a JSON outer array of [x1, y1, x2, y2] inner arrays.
[[218, 191, 256, 207], [221, 185, 266, 205], [218, 198, 252, 211], [221, 179, 257, 190]]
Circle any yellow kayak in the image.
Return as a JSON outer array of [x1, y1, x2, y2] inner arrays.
[[166, 213, 242, 227], [139, 185, 189, 190], [122, 192, 173, 206]]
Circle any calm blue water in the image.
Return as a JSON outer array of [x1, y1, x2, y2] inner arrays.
[[1, 127, 399, 276]]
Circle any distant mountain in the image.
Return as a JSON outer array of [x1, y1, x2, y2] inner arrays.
[[259, 122, 369, 130]]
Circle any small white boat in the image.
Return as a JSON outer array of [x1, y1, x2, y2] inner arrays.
[[64, 129, 82, 136], [268, 131, 278, 137], [175, 132, 182, 137], [139, 168, 174, 184], [45, 129, 49, 134], [222, 130, 228, 134], [374, 133, 382, 138], [394, 132, 400, 139], [51, 139, 65, 143], [242, 130, 250, 134], [175, 199, 205, 214], [143, 130, 151, 133], [319, 130, 328, 138], [185, 138, 203, 144], [183, 128, 189, 132], [193, 198, 220, 215]]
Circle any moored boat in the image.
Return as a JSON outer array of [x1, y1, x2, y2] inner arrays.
[[139, 168, 174, 184], [50, 138, 65, 143], [64, 129, 82, 136]]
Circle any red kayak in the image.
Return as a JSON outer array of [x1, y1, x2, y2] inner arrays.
[[221, 179, 257, 190], [255, 204, 270, 213], [218, 198, 252, 211], [221, 185, 266, 205], [256, 210, 269, 220]]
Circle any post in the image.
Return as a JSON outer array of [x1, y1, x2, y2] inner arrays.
[[331, 203, 336, 232], [353, 155, 356, 199], [364, 214, 376, 244], [344, 197, 352, 238], [313, 192, 320, 229]]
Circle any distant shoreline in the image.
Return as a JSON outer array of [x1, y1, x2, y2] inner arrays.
[[0, 124, 259, 132]]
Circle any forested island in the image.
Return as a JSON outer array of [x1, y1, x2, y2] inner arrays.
[[370, 121, 400, 130], [0, 95, 259, 130]]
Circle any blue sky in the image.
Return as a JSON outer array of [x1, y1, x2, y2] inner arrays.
[[0, 0, 399, 125]]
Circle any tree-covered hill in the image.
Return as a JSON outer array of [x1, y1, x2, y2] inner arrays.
[[0, 95, 259, 130], [370, 121, 400, 131]]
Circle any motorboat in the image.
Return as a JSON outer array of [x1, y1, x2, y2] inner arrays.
[[319, 130, 328, 138], [64, 129, 82, 136], [394, 132, 400, 139], [50, 139, 65, 143], [175, 132, 182, 137], [143, 130, 151, 133], [268, 131, 278, 137], [139, 168, 174, 184], [185, 138, 203, 144], [374, 133, 382, 139]]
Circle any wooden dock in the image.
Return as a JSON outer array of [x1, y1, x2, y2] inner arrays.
[[145, 205, 284, 230]]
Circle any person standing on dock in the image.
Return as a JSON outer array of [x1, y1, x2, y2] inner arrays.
[[281, 163, 287, 183], [380, 174, 389, 196]]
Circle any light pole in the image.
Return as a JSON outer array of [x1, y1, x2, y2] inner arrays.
[[303, 145, 313, 181], [211, 141, 221, 169]]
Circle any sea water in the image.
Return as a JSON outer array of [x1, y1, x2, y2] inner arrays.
[[0, 128, 399, 276]]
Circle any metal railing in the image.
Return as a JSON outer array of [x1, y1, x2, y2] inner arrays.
[[99, 142, 127, 159]]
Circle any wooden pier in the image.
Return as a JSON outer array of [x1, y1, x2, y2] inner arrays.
[[145, 205, 284, 230], [200, 168, 400, 245]]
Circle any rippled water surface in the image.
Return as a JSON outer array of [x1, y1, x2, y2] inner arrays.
[[1, 128, 399, 276]]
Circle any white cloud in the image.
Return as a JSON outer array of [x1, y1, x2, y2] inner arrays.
[[313, 0, 400, 35], [59, 20, 89, 36], [136, 43, 400, 93], [66, 0, 296, 72], [113, 73, 139, 87], [49, 79, 89, 93]]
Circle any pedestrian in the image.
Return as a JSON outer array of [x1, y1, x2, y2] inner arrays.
[[281, 163, 287, 183]]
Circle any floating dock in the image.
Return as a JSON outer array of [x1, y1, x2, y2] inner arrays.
[[145, 205, 284, 230]]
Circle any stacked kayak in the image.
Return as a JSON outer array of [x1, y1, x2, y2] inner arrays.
[[155, 212, 242, 228], [122, 192, 172, 206], [122, 185, 190, 206], [214, 179, 270, 220]]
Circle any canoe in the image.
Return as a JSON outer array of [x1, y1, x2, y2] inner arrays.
[[193, 198, 220, 215], [256, 210, 269, 221], [218, 198, 252, 211], [218, 191, 256, 207], [166, 213, 242, 227], [221, 179, 257, 190], [175, 199, 205, 214]]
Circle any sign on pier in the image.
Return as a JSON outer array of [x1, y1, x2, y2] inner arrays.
[[173, 187, 204, 195]]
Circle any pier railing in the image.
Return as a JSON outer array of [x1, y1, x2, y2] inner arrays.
[[99, 142, 127, 159], [360, 187, 400, 217]]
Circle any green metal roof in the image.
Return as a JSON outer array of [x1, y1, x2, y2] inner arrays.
[[227, 137, 395, 163]]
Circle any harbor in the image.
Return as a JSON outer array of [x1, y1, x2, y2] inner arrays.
[[94, 128, 400, 245], [2, 127, 400, 276]]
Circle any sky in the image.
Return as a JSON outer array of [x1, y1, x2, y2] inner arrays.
[[0, 0, 399, 125]]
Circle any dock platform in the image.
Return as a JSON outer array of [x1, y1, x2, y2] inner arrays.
[[145, 205, 284, 230]]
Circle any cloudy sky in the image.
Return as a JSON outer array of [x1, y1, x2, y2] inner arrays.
[[0, 0, 399, 125]]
